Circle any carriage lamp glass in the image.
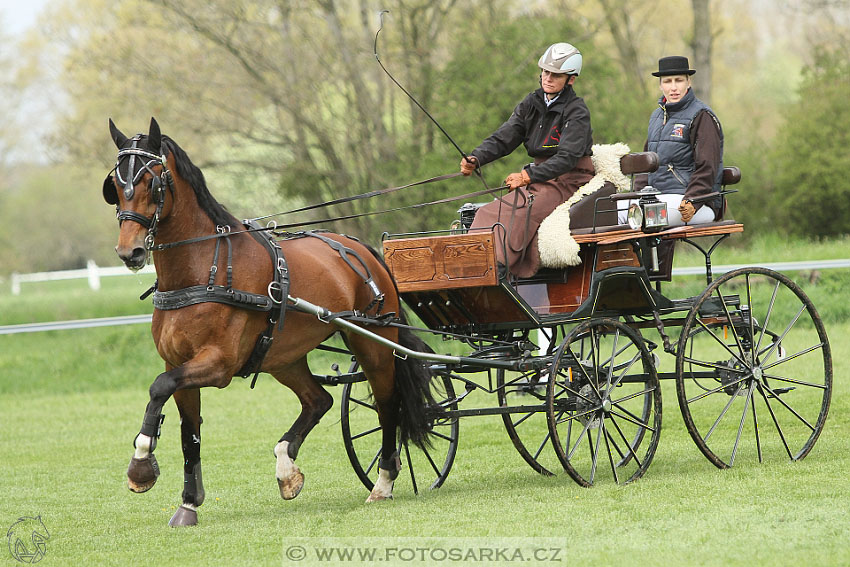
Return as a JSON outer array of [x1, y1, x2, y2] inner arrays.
[[633, 187, 669, 232], [627, 203, 643, 230]]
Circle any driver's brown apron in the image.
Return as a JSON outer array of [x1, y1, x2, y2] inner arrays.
[[469, 156, 594, 278]]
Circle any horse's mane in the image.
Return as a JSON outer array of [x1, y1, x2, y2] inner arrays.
[[161, 135, 240, 228]]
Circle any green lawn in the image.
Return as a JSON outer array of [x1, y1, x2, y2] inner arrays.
[[1, 320, 848, 566]]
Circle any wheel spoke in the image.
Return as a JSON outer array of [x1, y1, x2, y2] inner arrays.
[[429, 429, 456, 443], [714, 284, 749, 369], [611, 385, 657, 407], [695, 317, 747, 368], [687, 374, 749, 404], [366, 447, 381, 475], [762, 342, 826, 372], [351, 397, 376, 410], [567, 418, 594, 460], [610, 406, 655, 433], [752, 386, 762, 463], [533, 429, 553, 460], [605, 351, 643, 396], [760, 381, 816, 431], [602, 423, 620, 484], [757, 383, 794, 459], [759, 304, 807, 365], [609, 415, 643, 469], [703, 381, 746, 442], [403, 441, 419, 495], [753, 279, 781, 361], [351, 425, 382, 441], [589, 416, 604, 484], [762, 372, 828, 390], [729, 380, 755, 466]]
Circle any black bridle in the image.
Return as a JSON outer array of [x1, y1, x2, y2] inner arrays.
[[111, 135, 173, 250]]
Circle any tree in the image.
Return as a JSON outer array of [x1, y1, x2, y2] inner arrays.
[[689, 0, 713, 104], [770, 49, 850, 236]]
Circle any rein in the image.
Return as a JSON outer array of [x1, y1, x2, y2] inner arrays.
[[145, 181, 508, 252]]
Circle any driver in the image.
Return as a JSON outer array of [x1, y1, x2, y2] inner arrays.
[[459, 42, 594, 278]]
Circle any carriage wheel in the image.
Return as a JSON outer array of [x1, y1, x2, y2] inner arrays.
[[676, 267, 832, 468], [497, 363, 562, 476], [340, 366, 459, 494], [547, 318, 661, 486]]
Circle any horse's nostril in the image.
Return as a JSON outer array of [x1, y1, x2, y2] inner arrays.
[[117, 246, 147, 267]]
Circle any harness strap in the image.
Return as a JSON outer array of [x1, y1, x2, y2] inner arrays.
[[153, 285, 273, 311], [302, 232, 385, 314]]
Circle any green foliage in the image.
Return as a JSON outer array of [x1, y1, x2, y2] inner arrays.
[[768, 49, 850, 237]]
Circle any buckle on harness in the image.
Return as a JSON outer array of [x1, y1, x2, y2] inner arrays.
[[267, 281, 284, 304]]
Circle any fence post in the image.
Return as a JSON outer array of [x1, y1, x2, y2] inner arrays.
[[87, 260, 101, 291], [11, 272, 21, 295]]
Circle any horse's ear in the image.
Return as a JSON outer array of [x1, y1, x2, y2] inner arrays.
[[109, 118, 128, 149], [148, 117, 162, 154], [102, 173, 118, 205]]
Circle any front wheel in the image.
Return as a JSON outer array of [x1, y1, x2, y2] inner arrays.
[[341, 367, 459, 494], [547, 318, 662, 486], [676, 267, 832, 468]]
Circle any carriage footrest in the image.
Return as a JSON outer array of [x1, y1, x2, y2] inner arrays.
[[312, 372, 366, 386]]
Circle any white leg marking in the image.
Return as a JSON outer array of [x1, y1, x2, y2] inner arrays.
[[274, 441, 299, 480], [134, 434, 152, 459], [274, 441, 305, 500], [366, 468, 395, 503]]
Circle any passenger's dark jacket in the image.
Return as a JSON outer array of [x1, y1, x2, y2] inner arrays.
[[469, 86, 593, 184]]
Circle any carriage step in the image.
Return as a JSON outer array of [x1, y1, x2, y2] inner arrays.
[[312, 371, 366, 386]]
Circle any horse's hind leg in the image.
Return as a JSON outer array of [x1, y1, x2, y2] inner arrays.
[[270, 356, 333, 500], [346, 335, 402, 503], [168, 388, 204, 527]]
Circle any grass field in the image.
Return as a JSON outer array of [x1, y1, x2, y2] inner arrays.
[[1, 237, 849, 566]]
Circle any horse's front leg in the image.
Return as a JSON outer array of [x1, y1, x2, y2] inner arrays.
[[167, 388, 204, 527], [127, 355, 229, 498]]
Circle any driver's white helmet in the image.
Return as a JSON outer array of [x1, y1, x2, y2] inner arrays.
[[538, 43, 582, 75]]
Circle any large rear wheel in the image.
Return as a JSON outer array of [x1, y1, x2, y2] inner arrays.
[[676, 267, 832, 468]]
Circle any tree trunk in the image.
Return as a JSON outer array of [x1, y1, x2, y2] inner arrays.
[[690, 0, 713, 104]]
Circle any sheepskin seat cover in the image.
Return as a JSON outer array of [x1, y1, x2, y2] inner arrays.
[[537, 143, 631, 268]]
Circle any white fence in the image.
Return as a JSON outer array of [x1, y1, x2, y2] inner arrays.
[[10, 260, 155, 295], [10, 258, 850, 296]]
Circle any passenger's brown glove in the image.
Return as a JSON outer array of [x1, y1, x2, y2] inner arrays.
[[679, 199, 696, 223], [504, 169, 531, 190], [460, 156, 478, 176]]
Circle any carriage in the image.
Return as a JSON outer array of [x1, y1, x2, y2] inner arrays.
[[105, 119, 831, 525], [310, 151, 832, 492]]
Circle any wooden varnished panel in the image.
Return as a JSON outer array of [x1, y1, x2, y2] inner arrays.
[[595, 243, 640, 272], [515, 248, 593, 315], [384, 232, 498, 293]]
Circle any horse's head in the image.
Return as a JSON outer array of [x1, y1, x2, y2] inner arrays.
[[103, 117, 173, 270]]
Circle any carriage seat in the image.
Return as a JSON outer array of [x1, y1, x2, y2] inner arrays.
[[538, 144, 657, 269]]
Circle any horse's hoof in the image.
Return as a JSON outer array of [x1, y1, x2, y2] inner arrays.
[[277, 471, 305, 500], [168, 505, 198, 527], [365, 492, 393, 503], [127, 455, 159, 493]]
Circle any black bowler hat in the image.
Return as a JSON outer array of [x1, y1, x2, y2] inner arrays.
[[652, 56, 696, 77]]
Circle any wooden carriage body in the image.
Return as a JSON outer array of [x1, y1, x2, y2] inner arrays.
[[383, 222, 743, 334]]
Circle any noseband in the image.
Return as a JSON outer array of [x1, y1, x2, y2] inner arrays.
[[112, 135, 173, 250]]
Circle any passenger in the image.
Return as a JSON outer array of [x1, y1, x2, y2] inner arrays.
[[620, 55, 724, 226], [459, 42, 594, 278]]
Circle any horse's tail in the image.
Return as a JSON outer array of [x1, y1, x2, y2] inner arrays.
[[362, 242, 444, 449]]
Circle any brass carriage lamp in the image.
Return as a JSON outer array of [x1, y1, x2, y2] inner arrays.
[[627, 187, 668, 232]]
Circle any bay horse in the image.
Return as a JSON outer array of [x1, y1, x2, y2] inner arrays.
[[103, 117, 437, 526]]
